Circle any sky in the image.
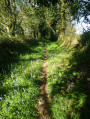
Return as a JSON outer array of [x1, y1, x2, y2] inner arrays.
[[73, 16, 90, 34]]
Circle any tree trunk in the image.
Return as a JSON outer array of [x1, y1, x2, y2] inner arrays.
[[0, 22, 11, 37], [6, 26, 11, 37], [60, 0, 66, 40]]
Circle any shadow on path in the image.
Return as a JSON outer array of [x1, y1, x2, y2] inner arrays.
[[37, 47, 52, 119]]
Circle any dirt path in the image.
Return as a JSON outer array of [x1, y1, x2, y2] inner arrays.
[[37, 46, 51, 119]]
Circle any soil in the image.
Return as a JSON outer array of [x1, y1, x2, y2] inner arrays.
[[37, 46, 51, 119]]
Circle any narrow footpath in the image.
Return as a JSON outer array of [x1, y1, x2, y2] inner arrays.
[[37, 46, 51, 119]]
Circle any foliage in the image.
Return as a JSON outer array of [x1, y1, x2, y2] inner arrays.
[[0, 0, 90, 118], [46, 32, 90, 119], [0, 0, 89, 40], [0, 38, 44, 119]]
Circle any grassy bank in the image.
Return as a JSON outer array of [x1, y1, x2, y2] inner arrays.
[[0, 38, 44, 119], [46, 32, 90, 119]]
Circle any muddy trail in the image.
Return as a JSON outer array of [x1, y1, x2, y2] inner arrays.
[[37, 47, 51, 119]]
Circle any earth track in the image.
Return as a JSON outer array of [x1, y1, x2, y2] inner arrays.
[[37, 46, 51, 119]]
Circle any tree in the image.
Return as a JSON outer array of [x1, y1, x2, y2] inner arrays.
[[0, 0, 89, 40], [0, 0, 18, 37]]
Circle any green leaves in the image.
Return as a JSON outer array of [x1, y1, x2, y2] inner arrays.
[[46, 40, 89, 119], [0, 42, 43, 119]]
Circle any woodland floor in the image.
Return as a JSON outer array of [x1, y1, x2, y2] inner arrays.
[[37, 47, 51, 119]]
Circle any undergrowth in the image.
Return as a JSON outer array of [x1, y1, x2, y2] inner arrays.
[[0, 37, 44, 119], [46, 31, 90, 119]]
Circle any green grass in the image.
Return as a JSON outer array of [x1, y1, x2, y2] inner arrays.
[[46, 31, 90, 119], [0, 31, 90, 119], [0, 38, 44, 119]]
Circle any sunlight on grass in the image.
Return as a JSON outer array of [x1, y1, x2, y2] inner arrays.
[[0, 43, 44, 119], [46, 40, 89, 119]]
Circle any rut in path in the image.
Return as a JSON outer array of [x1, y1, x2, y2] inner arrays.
[[37, 46, 51, 119]]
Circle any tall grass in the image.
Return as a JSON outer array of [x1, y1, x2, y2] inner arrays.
[[46, 31, 90, 119], [0, 37, 44, 119]]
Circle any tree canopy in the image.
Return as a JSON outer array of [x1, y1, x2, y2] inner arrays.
[[0, 0, 89, 39]]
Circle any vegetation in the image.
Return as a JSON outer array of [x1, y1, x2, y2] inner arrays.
[[0, 38, 44, 118], [0, 0, 90, 119], [47, 31, 90, 119]]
